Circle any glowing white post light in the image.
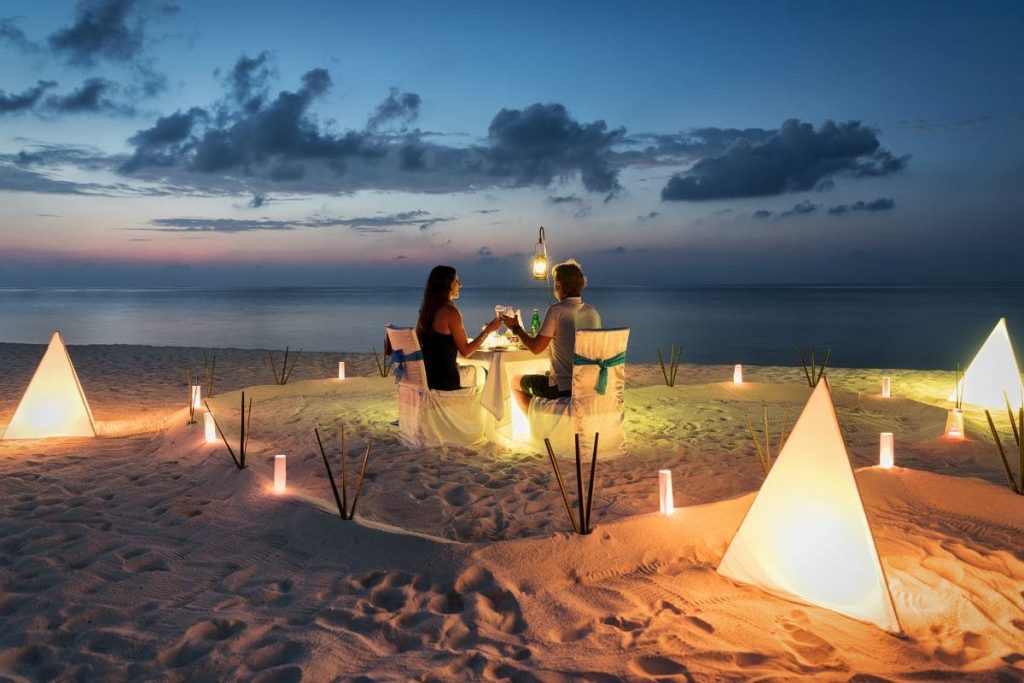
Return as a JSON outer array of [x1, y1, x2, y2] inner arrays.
[[191, 384, 202, 410], [204, 411, 217, 443], [658, 469, 674, 515], [945, 408, 965, 440], [274, 454, 287, 494], [879, 432, 894, 468], [881, 376, 891, 398], [337, 361, 346, 380], [733, 364, 743, 384]]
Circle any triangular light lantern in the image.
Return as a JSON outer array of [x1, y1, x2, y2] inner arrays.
[[949, 318, 1023, 410], [3, 332, 96, 439], [717, 378, 902, 634]]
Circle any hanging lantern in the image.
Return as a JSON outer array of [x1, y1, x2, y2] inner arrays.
[[274, 454, 287, 494], [658, 469, 674, 515], [879, 432, 894, 468], [532, 226, 548, 280]]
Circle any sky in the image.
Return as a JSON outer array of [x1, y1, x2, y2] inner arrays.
[[1, 0, 1022, 287]]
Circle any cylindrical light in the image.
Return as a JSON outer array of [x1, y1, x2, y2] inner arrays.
[[191, 384, 202, 410], [658, 469, 674, 515], [204, 411, 216, 443], [881, 376, 891, 398], [338, 361, 346, 380], [879, 432, 894, 468], [274, 454, 287, 494], [945, 408, 965, 440], [733, 364, 743, 384]]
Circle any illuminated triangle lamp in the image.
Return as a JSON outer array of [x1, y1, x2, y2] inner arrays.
[[948, 318, 1023, 410], [717, 379, 902, 634], [3, 332, 96, 440]]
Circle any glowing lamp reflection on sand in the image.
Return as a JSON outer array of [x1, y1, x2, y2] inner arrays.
[[204, 411, 216, 443], [733, 364, 743, 384], [659, 470, 674, 515], [879, 432, 894, 468], [274, 454, 287, 494]]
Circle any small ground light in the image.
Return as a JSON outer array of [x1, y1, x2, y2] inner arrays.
[[879, 432, 894, 468], [204, 411, 216, 443], [274, 454, 287, 494], [733, 364, 743, 384], [338, 361, 346, 380], [191, 384, 202, 410], [882, 376, 891, 398], [659, 469, 674, 515], [945, 409, 965, 440]]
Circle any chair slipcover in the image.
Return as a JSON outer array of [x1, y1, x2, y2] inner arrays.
[[385, 325, 487, 448], [528, 328, 630, 459]]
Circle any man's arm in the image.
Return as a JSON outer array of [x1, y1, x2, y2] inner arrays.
[[502, 315, 551, 354]]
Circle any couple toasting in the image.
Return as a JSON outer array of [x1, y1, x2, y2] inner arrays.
[[417, 261, 600, 413]]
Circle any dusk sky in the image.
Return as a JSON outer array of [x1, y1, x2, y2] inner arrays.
[[1, 0, 1022, 287]]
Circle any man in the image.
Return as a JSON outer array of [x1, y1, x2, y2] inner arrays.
[[501, 260, 601, 414]]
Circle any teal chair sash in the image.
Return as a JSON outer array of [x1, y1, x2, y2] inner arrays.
[[573, 351, 626, 395]]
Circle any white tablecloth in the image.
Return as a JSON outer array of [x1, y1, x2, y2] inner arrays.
[[465, 349, 550, 422]]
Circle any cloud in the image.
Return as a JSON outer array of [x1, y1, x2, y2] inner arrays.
[[48, 0, 177, 65], [661, 119, 909, 201], [752, 209, 772, 220], [142, 210, 450, 233], [636, 211, 659, 223], [0, 80, 57, 114], [44, 77, 134, 115], [367, 87, 421, 130], [828, 197, 895, 215], [777, 200, 819, 218], [478, 246, 493, 256], [546, 194, 582, 205], [0, 17, 40, 51], [483, 103, 625, 195], [221, 50, 275, 113], [249, 193, 267, 208]]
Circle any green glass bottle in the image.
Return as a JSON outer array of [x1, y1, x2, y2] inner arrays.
[[530, 308, 541, 336]]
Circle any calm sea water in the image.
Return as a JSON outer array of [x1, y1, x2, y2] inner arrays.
[[1, 286, 1022, 369]]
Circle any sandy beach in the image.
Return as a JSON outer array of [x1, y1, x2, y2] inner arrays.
[[0, 341, 1021, 681]]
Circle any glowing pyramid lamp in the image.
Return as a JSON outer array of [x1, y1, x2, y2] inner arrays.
[[717, 378, 902, 634], [3, 332, 96, 440], [949, 318, 1023, 410]]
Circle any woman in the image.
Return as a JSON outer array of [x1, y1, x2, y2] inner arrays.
[[417, 265, 501, 391]]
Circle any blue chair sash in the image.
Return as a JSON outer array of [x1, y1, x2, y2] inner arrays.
[[573, 351, 626, 395], [387, 349, 424, 382]]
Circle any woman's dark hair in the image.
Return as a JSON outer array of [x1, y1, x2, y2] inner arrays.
[[417, 265, 457, 335]]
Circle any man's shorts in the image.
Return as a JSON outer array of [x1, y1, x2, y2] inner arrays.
[[520, 374, 571, 400]]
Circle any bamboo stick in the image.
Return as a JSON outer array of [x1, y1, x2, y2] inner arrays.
[[314, 427, 344, 517], [544, 438, 579, 534], [584, 432, 599, 534]]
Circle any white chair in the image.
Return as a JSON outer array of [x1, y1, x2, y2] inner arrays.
[[385, 325, 487, 448], [528, 328, 630, 459]]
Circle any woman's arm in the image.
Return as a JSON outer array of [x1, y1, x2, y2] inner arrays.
[[443, 306, 501, 357]]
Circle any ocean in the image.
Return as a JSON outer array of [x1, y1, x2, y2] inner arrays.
[[1, 285, 1022, 369]]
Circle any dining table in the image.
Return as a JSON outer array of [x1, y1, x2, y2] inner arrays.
[[463, 346, 551, 446]]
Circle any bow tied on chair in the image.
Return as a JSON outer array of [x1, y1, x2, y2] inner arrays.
[[387, 349, 423, 382], [573, 351, 626, 395]]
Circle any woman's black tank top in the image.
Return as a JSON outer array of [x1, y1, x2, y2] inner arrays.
[[420, 326, 461, 391]]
